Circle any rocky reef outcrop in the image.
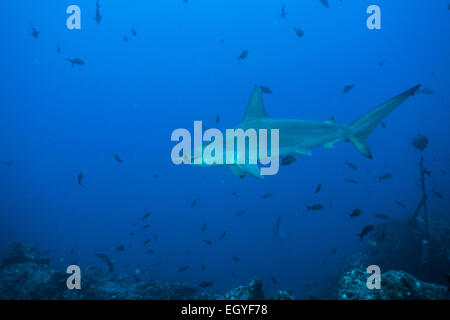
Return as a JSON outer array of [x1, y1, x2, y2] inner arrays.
[[359, 212, 450, 285], [0, 243, 294, 300], [339, 265, 448, 300], [1, 242, 447, 300]]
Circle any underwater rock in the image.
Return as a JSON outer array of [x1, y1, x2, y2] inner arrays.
[[270, 289, 296, 300], [0, 262, 65, 299], [300, 275, 340, 300], [357, 214, 450, 285], [0, 242, 50, 268], [0, 243, 295, 300], [220, 278, 265, 300], [339, 266, 448, 300]]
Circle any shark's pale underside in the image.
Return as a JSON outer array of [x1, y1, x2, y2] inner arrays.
[[187, 84, 421, 179]]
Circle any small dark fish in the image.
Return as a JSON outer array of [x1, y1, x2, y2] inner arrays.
[[114, 153, 123, 163], [147, 249, 155, 254], [201, 264, 206, 271], [357, 225, 374, 240], [280, 5, 287, 19], [344, 178, 359, 184], [219, 38, 224, 44], [345, 161, 358, 170], [77, 170, 86, 186], [231, 191, 238, 197], [144, 238, 151, 245], [375, 214, 389, 220], [154, 173, 159, 179], [327, 116, 336, 123], [201, 221, 208, 232], [66, 58, 85, 67], [69, 246, 77, 254], [330, 248, 338, 254], [418, 88, 435, 95], [142, 224, 150, 230], [154, 234, 158, 241], [95, 253, 114, 273], [94, 0, 103, 24], [218, 231, 227, 240], [396, 201, 406, 208], [261, 193, 273, 199], [190, 198, 200, 208], [294, 28, 304, 38], [320, 0, 330, 8], [382, 123, 386, 128], [306, 204, 324, 211], [235, 211, 245, 217], [348, 208, 362, 219], [199, 281, 214, 288], [378, 60, 384, 67], [315, 184, 322, 194], [343, 84, 355, 94], [431, 189, 443, 199], [6, 161, 14, 167], [129, 232, 134, 238], [131, 28, 137, 37], [116, 245, 125, 252], [123, 35, 129, 42], [281, 155, 296, 166], [216, 115, 220, 123], [31, 26, 40, 39], [178, 266, 189, 273], [232, 256, 240, 262], [271, 276, 277, 284], [259, 85, 273, 94], [142, 212, 151, 220], [56, 44, 61, 54], [237, 49, 248, 60], [378, 173, 393, 181], [203, 239, 213, 246]]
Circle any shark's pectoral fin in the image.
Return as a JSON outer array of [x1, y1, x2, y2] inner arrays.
[[323, 139, 340, 149], [232, 164, 263, 179], [296, 146, 312, 156], [231, 165, 246, 178]]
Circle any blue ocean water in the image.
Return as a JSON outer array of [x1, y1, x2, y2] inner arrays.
[[0, 0, 449, 298]]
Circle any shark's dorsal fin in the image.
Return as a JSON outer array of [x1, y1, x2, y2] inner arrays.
[[243, 86, 270, 122]]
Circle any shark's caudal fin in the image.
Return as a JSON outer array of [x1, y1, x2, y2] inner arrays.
[[348, 84, 421, 158]]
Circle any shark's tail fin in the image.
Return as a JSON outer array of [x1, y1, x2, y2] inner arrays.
[[347, 84, 421, 158]]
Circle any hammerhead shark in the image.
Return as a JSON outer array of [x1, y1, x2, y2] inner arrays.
[[177, 84, 421, 179]]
